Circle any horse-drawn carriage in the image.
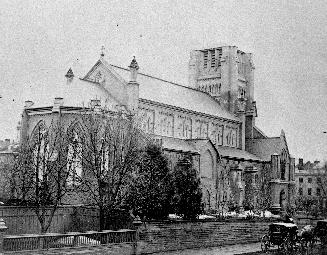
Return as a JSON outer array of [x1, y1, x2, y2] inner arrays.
[[314, 219, 327, 245], [261, 219, 327, 254], [261, 223, 299, 253]]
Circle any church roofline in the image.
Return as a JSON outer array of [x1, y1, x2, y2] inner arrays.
[[253, 126, 268, 138], [110, 64, 213, 96]]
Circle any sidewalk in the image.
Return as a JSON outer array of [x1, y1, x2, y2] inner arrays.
[[154, 242, 263, 255]]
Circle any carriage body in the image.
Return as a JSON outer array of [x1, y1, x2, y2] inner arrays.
[[269, 223, 298, 246], [314, 220, 327, 244], [261, 223, 299, 253]]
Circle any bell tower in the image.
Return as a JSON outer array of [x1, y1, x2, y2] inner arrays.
[[188, 45, 257, 139], [189, 46, 255, 113]]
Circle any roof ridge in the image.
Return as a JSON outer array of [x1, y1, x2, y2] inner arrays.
[[110, 64, 211, 95], [249, 137, 280, 140]]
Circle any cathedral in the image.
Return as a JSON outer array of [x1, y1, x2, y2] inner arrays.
[[19, 45, 295, 214]]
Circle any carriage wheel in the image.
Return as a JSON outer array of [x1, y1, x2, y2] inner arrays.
[[282, 237, 292, 255], [300, 238, 309, 255], [261, 235, 270, 252], [309, 236, 316, 249], [321, 236, 327, 246]]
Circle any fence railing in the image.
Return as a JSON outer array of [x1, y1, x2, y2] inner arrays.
[[3, 229, 136, 252]]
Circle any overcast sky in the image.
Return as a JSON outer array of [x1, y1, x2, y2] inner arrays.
[[0, 0, 326, 162]]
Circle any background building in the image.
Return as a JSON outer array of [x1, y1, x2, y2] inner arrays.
[[295, 159, 327, 199], [18, 45, 295, 213]]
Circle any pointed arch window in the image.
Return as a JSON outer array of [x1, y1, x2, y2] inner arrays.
[[201, 149, 214, 179], [67, 122, 84, 186], [31, 121, 49, 182], [280, 149, 288, 180]]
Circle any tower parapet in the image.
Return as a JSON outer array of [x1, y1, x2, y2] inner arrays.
[[188, 46, 255, 115]]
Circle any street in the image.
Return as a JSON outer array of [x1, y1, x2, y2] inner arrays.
[[156, 242, 327, 255], [155, 242, 264, 255]]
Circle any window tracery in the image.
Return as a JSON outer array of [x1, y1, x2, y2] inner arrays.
[[139, 108, 155, 134], [210, 123, 223, 146], [31, 121, 48, 182], [224, 126, 237, 147], [158, 111, 174, 137], [195, 119, 208, 139], [280, 149, 288, 180], [67, 122, 84, 186], [177, 115, 192, 139]]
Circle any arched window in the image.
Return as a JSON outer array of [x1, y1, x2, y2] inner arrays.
[[201, 150, 214, 178], [67, 122, 84, 186], [31, 121, 48, 181], [280, 150, 288, 180]]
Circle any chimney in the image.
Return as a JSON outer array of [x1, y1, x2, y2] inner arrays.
[[90, 99, 101, 108], [65, 68, 74, 84], [52, 97, 64, 113], [298, 158, 304, 170], [24, 100, 34, 108]]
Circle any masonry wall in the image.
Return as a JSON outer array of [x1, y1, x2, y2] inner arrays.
[[138, 220, 272, 254], [2, 220, 276, 255]]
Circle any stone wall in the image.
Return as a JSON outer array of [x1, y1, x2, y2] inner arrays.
[[2, 219, 276, 255], [138, 220, 272, 254]]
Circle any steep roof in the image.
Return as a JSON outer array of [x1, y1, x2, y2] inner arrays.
[[161, 137, 199, 154], [246, 137, 282, 161], [110, 65, 240, 122], [161, 137, 263, 162], [27, 77, 120, 109], [217, 146, 264, 162]]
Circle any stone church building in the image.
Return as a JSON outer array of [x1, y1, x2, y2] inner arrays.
[[19, 45, 295, 214]]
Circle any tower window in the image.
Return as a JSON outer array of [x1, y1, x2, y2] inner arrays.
[[210, 50, 216, 68], [203, 51, 208, 68], [238, 87, 246, 99], [308, 188, 312, 196], [217, 48, 222, 67]]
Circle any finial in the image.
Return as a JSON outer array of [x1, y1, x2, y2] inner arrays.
[[129, 56, 139, 70], [129, 56, 139, 82], [100, 46, 105, 58], [65, 68, 74, 79]]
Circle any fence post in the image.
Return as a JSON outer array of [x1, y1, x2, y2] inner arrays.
[[132, 216, 142, 255], [0, 218, 8, 255]]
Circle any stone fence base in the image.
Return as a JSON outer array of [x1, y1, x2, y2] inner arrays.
[[139, 220, 271, 254]]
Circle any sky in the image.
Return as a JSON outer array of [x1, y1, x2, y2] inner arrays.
[[0, 0, 326, 162]]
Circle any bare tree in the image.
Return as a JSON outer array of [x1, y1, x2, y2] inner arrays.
[[73, 108, 148, 230], [216, 163, 229, 216], [256, 164, 272, 216], [12, 120, 73, 233], [0, 152, 16, 202]]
